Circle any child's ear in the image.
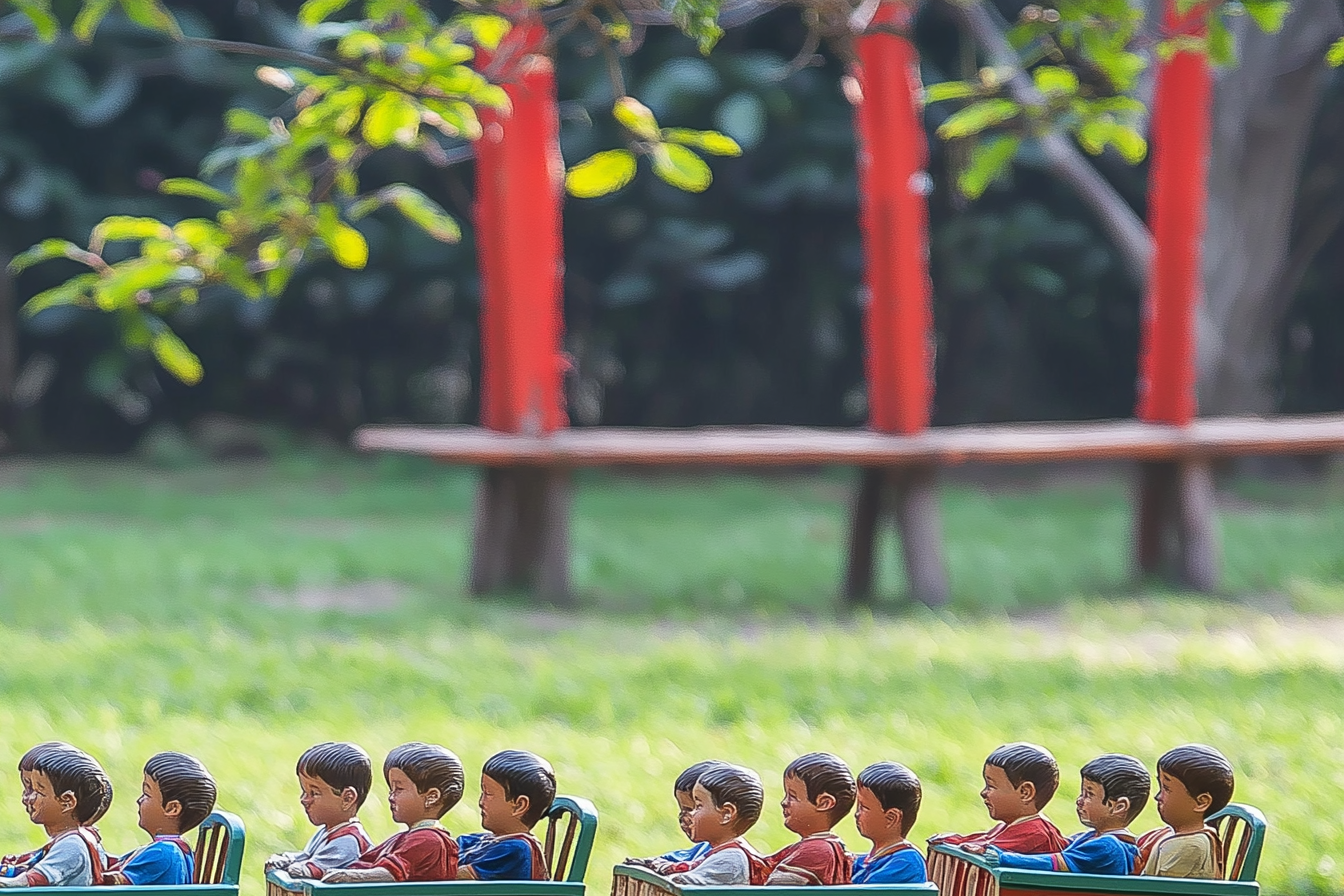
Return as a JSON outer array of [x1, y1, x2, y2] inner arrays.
[[720, 802, 740, 826], [57, 791, 78, 815], [885, 807, 903, 832], [164, 799, 184, 819], [1108, 797, 1130, 820], [510, 795, 531, 820], [1193, 793, 1213, 813], [341, 787, 359, 810], [422, 787, 443, 810], [1017, 781, 1037, 805], [814, 793, 837, 812]]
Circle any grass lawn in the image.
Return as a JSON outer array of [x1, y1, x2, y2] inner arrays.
[[1, 454, 1343, 896]]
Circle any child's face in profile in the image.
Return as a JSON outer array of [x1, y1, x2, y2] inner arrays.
[[674, 789, 696, 840], [387, 767, 437, 826], [1075, 777, 1124, 831], [687, 782, 734, 846], [853, 785, 899, 844], [478, 774, 523, 834], [19, 772, 36, 816], [137, 773, 176, 836], [1154, 770, 1207, 830], [299, 771, 353, 829], [779, 773, 832, 837], [25, 771, 68, 828], [980, 764, 1027, 822]]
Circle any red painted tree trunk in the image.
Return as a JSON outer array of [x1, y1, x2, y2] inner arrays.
[[1137, 1, 1212, 426], [844, 2, 947, 607], [475, 15, 565, 435]]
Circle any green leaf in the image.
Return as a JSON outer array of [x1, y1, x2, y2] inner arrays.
[[923, 81, 980, 103], [151, 327, 204, 385], [613, 97, 660, 141], [73, 0, 116, 42], [159, 178, 231, 205], [351, 185, 461, 243], [95, 260, 184, 310], [564, 150, 638, 199], [8, 239, 86, 273], [1327, 37, 1344, 67], [224, 109, 274, 139], [1032, 66, 1079, 96], [958, 135, 1020, 199], [337, 30, 383, 60], [362, 92, 421, 149], [668, 0, 724, 53], [12, 0, 59, 41], [1207, 15, 1236, 66], [22, 273, 99, 316], [89, 217, 173, 253], [1108, 125, 1148, 164], [298, 0, 352, 26], [316, 208, 368, 269], [1242, 0, 1290, 32], [118, 0, 182, 38], [662, 129, 742, 157], [451, 13, 512, 51], [936, 99, 1021, 139], [651, 144, 713, 193]]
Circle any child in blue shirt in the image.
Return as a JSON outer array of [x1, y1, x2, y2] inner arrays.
[[851, 761, 927, 884], [457, 751, 556, 881], [624, 760, 725, 874], [105, 752, 217, 886], [986, 754, 1150, 876], [265, 743, 372, 879]]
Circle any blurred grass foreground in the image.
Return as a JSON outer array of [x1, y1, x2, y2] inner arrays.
[[2, 453, 1344, 896]]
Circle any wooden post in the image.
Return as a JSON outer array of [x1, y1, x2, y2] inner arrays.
[[844, 0, 949, 608], [469, 13, 572, 605], [1133, 0, 1219, 591]]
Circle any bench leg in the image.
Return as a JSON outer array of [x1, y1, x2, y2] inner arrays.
[[469, 466, 574, 605], [1134, 460, 1219, 591], [842, 466, 949, 609]]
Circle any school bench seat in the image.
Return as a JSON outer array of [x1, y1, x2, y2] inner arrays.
[[927, 803, 1267, 896], [610, 864, 940, 896], [267, 795, 598, 896], [354, 414, 1344, 606]]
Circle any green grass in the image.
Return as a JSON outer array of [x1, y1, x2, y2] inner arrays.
[[1, 455, 1343, 896]]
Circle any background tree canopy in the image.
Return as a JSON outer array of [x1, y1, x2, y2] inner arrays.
[[0, 0, 1341, 454]]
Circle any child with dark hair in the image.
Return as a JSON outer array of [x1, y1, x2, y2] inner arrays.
[[929, 743, 1069, 854], [851, 761, 927, 884], [266, 743, 373, 879], [987, 754, 1150, 876], [655, 764, 769, 886], [105, 752, 217, 886], [765, 752, 857, 885], [1136, 745, 1235, 879], [3, 744, 98, 877], [457, 750, 557, 881], [624, 760, 727, 874], [323, 743, 465, 884], [0, 747, 112, 888]]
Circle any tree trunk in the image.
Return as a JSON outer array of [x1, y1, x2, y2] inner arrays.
[[1196, 0, 1344, 415]]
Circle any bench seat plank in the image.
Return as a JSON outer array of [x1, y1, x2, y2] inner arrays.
[[356, 415, 1344, 467]]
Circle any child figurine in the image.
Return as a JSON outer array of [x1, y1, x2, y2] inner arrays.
[[265, 743, 373, 879], [851, 762, 927, 884], [105, 752, 217, 886], [457, 750, 556, 881], [765, 752, 856, 885], [653, 763, 769, 886], [0, 747, 113, 888], [985, 754, 1150, 876], [622, 760, 726, 874], [4, 744, 87, 876], [322, 743, 464, 884], [1135, 745, 1235, 879], [929, 743, 1069, 854]]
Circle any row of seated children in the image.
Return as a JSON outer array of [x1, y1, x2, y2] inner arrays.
[[0, 742, 217, 888], [263, 742, 556, 883], [622, 742, 1236, 887]]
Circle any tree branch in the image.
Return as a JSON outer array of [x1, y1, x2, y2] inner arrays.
[[944, 0, 1153, 287]]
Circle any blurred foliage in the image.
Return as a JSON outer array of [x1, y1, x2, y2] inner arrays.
[[0, 1, 1340, 451]]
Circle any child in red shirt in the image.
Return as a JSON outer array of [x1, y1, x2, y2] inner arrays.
[[929, 743, 1069, 855], [322, 743, 465, 884], [765, 753, 855, 885]]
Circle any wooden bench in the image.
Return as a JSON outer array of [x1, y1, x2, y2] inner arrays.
[[267, 795, 598, 896], [355, 414, 1344, 605], [610, 864, 938, 896], [927, 803, 1266, 896]]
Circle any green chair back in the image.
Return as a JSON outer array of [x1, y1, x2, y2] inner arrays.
[[1208, 803, 1267, 882], [543, 795, 599, 883], [195, 810, 247, 885]]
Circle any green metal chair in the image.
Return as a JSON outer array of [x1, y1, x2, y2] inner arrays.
[[195, 810, 248, 886], [1208, 803, 1267, 883]]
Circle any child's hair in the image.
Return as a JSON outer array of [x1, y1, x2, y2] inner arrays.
[[856, 762, 922, 836], [985, 743, 1060, 810], [1157, 745, 1234, 816], [482, 750, 557, 827], [1080, 754, 1150, 824], [145, 752, 218, 833], [18, 742, 112, 824], [298, 742, 373, 811], [696, 764, 765, 829], [784, 752, 856, 823], [384, 743, 465, 818], [32, 748, 113, 825], [675, 760, 727, 795]]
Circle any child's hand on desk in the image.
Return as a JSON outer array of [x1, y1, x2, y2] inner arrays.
[[287, 865, 315, 879], [982, 847, 1002, 867], [960, 844, 986, 854]]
